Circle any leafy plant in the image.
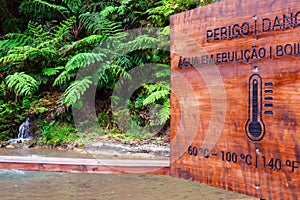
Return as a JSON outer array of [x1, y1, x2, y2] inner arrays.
[[0, 0, 215, 143], [6, 72, 39, 97], [38, 120, 79, 146]]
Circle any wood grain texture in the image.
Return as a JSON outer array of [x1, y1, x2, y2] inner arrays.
[[170, 0, 300, 199]]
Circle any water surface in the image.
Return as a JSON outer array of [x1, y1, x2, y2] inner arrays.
[[0, 170, 256, 200]]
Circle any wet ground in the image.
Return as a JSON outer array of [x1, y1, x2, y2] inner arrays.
[[1, 140, 170, 160], [0, 148, 94, 159], [0, 170, 256, 200]]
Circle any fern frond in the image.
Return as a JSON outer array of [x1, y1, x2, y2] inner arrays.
[[0, 53, 27, 65], [80, 12, 123, 35], [25, 47, 57, 62], [100, 6, 118, 17], [53, 70, 73, 86], [53, 17, 76, 42], [65, 52, 105, 71], [1, 46, 57, 68], [62, 0, 82, 13], [144, 82, 170, 93], [119, 35, 159, 52], [73, 34, 105, 49], [82, 0, 120, 12], [1, 33, 35, 48], [63, 76, 92, 106], [28, 21, 51, 41], [157, 99, 170, 125], [142, 89, 170, 106], [6, 72, 39, 97], [99, 64, 130, 83], [115, 55, 132, 70], [43, 66, 64, 76], [146, 2, 174, 26], [19, 0, 70, 18], [58, 35, 105, 56], [154, 64, 170, 78], [7, 46, 33, 55]]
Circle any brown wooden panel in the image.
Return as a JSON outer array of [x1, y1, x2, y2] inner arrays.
[[170, 0, 300, 199], [0, 156, 170, 175]]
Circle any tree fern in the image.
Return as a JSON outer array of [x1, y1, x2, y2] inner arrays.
[[1, 17, 75, 73], [115, 55, 132, 70], [6, 72, 39, 97]]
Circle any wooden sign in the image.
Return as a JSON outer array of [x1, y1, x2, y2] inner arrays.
[[170, 0, 300, 199]]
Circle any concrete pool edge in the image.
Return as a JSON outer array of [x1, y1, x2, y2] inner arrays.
[[0, 156, 170, 175]]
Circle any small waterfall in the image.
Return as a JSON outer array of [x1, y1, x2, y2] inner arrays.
[[8, 117, 33, 143], [18, 117, 31, 139]]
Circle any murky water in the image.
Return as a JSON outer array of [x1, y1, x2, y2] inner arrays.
[[0, 170, 255, 200], [0, 148, 256, 199]]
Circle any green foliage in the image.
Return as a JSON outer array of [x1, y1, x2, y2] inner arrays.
[[0, 0, 215, 143], [52, 16, 76, 44], [19, 0, 70, 19], [6, 72, 39, 97], [0, 16, 76, 96], [81, 0, 120, 13], [158, 99, 170, 125], [42, 66, 64, 76], [65, 52, 105, 71], [142, 84, 170, 106], [53, 70, 73, 87], [55, 31, 164, 105], [63, 76, 92, 106], [0, 17, 75, 72], [59, 34, 105, 55], [1, 33, 35, 48], [0, 98, 25, 140], [80, 12, 123, 35], [62, 0, 82, 13], [147, 0, 213, 26], [38, 120, 79, 146]]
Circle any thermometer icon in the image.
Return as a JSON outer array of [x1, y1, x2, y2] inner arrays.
[[245, 74, 265, 141]]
